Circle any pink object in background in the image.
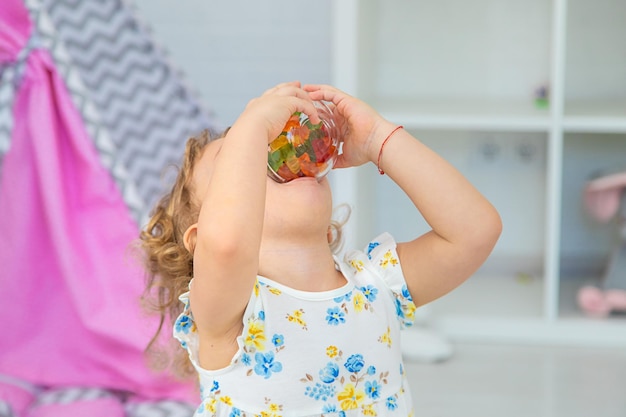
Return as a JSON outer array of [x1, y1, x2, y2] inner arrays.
[[583, 171, 626, 223], [0, 0, 195, 412], [578, 171, 626, 318]]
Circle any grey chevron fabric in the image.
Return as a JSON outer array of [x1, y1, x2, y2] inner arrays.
[[0, 29, 42, 176], [30, 387, 196, 417], [18, 0, 220, 225]]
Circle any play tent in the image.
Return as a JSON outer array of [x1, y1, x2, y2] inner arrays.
[[0, 0, 219, 415]]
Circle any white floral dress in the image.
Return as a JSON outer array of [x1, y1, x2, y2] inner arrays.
[[174, 233, 417, 417]]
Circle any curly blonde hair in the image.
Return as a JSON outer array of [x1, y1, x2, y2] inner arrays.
[[139, 128, 349, 378]]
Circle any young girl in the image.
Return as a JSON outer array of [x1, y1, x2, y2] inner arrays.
[[140, 82, 501, 416]]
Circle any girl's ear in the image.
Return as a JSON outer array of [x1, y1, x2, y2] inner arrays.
[[183, 223, 198, 253]]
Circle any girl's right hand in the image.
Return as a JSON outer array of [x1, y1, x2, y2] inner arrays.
[[240, 81, 321, 144]]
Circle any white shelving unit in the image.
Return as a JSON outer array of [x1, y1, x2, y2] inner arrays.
[[331, 0, 626, 347]]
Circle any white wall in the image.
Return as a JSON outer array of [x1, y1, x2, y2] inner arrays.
[[131, 0, 333, 127]]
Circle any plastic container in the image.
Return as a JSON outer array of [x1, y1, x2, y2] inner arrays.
[[267, 101, 339, 183]]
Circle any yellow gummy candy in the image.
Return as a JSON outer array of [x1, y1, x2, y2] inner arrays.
[[269, 134, 289, 152], [285, 154, 301, 174]]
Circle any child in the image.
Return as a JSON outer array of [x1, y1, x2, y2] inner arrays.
[[140, 82, 502, 416]]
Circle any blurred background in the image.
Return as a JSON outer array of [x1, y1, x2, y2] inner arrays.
[[1, 1, 625, 416]]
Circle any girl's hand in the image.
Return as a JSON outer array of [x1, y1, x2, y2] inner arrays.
[[240, 81, 321, 144], [303, 84, 393, 169]]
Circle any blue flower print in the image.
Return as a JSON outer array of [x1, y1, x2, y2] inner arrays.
[[359, 285, 378, 302], [322, 405, 345, 417], [272, 333, 284, 348], [365, 380, 381, 399], [401, 284, 413, 301], [395, 298, 404, 319], [209, 380, 219, 393], [258, 310, 265, 320], [344, 354, 365, 373], [319, 362, 340, 383], [241, 353, 251, 366], [254, 351, 283, 379], [325, 307, 346, 326], [386, 396, 398, 410], [366, 241, 380, 259], [229, 408, 242, 417], [333, 291, 352, 303], [367, 365, 376, 376], [304, 383, 335, 401], [175, 314, 193, 334]]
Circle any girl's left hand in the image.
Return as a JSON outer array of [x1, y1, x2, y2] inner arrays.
[[303, 84, 393, 169]]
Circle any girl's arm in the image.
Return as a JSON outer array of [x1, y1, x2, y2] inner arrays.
[[305, 84, 502, 307], [190, 83, 320, 349], [372, 123, 502, 307]]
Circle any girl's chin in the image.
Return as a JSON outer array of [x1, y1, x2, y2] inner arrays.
[[279, 176, 325, 186]]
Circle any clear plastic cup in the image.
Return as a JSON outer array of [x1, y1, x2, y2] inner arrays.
[[267, 101, 339, 183]]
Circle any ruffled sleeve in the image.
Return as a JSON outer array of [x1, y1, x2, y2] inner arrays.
[[172, 284, 201, 366], [352, 232, 417, 329]]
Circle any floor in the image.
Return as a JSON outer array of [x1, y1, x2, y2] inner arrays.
[[404, 342, 626, 417]]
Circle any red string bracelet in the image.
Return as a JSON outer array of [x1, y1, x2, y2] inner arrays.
[[377, 125, 404, 175]]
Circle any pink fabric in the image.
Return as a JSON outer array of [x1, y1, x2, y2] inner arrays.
[[584, 171, 626, 222], [0, 0, 194, 405], [0, 382, 36, 416], [0, 0, 30, 62]]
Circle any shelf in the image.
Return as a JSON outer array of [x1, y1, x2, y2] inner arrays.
[[429, 271, 545, 320], [434, 316, 626, 347], [559, 133, 626, 279], [334, 0, 626, 347], [563, 100, 626, 133], [354, 0, 552, 123], [564, 0, 626, 118], [373, 98, 551, 132]]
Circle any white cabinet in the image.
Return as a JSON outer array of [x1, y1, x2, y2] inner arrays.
[[331, 0, 626, 346]]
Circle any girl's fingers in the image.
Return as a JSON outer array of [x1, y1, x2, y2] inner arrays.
[[302, 84, 343, 102], [262, 81, 302, 96], [332, 153, 349, 170]]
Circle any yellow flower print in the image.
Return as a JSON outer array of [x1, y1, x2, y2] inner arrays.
[[362, 404, 377, 416], [379, 250, 399, 269], [349, 259, 364, 272], [378, 326, 392, 348], [245, 320, 266, 350], [337, 383, 365, 410], [204, 398, 217, 414], [268, 403, 281, 412], [259, 398, 283, 417], [269, 287, 282, 296], [219, 396, 232, 406], [254, 280, 260, 297], [353, 292, 365, 313], [405, 303, 416, 320], [286, 309, 307, 330], [326, 345, 338, 358]]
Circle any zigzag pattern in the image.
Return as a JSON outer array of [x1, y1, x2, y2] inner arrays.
[[34, 0, 218, 223], [0, 68, 15, 166], [0, 400, 15, 417], [125, 400, 196, 417], [0, 29, 43, 176], [19, 0, 147, 223]]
